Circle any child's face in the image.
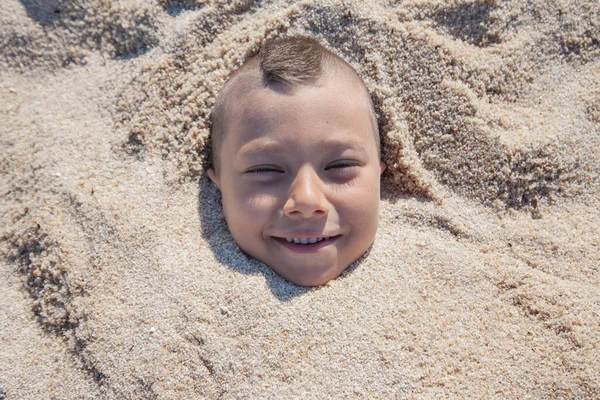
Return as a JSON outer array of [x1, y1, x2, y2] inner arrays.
[[208, 76, 385, 286]]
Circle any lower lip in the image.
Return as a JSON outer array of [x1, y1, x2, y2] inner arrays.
[[273, 236, 340, 254]]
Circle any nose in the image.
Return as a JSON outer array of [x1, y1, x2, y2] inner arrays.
[[283, 166, 328, 218]]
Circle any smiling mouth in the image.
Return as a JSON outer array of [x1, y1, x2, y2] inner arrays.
[[273, 235, 341, 249], [285, 236, 330, 245]]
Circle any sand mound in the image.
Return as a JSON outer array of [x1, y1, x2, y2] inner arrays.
[[1, 0, 599, 398], [112, 0, 599, 207]]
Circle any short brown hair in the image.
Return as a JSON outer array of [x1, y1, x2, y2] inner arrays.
[[259, 36, 325, 85], [209, 36, 379, 172]]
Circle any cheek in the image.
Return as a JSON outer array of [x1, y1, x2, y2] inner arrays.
[[337, 176, 381, 228], [222, 185, 281, 226], [346, 195, 380, 225], [222, 186, 282, 250]]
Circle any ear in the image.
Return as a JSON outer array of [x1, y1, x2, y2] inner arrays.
[[379, 162, 387, 175], [207, 168, 221, 190]]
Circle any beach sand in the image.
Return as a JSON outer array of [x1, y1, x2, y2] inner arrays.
[[1, 0, 599, 398]]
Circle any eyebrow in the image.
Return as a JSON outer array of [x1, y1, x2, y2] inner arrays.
[[238, 140, 284, 157], [238, 137, 369, 158]]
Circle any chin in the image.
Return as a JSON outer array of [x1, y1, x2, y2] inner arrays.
[[276, 265, 343, 287], [285, 275, 332, 287]]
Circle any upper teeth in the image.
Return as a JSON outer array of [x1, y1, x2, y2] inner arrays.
[[285, 237, 330, 244]]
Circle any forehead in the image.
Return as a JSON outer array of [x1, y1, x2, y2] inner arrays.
[[223, 75, 376, 152]]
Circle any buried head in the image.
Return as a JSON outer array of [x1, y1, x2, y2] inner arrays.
[[207, 37, 385, 286]]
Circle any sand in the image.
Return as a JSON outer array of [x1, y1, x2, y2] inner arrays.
[[1, 0, 599, 398]]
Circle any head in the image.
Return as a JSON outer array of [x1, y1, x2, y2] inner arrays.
[[207, 36, 385, 286]]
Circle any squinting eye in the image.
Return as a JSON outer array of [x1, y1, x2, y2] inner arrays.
[[245, 165, 284, 175], [325, 160, 360, 170]]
